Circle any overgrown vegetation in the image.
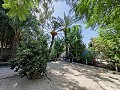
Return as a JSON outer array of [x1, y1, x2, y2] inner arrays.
[[0, 0, 53, 79], [72, 0, 120, 71], [67, 25, 85, 62], [0, 0, 120, 80], [50, 38, 64, 60], [11, 30, 49, 79]]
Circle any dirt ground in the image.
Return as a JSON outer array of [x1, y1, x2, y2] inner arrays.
[[0, 61, 120, 90]]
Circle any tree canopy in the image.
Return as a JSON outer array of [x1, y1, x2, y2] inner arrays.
[[72, 0, 120, 71], [73, 0, 120, 30], [2, 0, 52, 20]]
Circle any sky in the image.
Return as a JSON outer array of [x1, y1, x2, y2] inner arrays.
[[52, 1, 98, 47]]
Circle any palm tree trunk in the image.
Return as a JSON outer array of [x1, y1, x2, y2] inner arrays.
[[49, 36, 55, 54], [64, 29, 68, 59]]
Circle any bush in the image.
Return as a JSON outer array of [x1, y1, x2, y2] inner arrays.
[[0, 62, 10, 67], [10, 36, 49, 79], [50, 38, 64, 61]]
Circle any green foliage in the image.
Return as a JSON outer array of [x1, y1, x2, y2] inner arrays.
[[74, 0, 120, 29], [2, 0, 32, 20], [1, 1, 54, 80], [0, 0, 14, 60], [2, 0, 52, 20], [89, 29, 120, 71], [47, 17, 62, 55], [57, 12, 78, 59], [99, 29, 120, 61], [82, 49, 94, 64], [6, 1, 53, 78], [67, 25, 85, 62], [72, 0, 120, 71], [10, 31, 49, 79], [50, 38, 64, 60]]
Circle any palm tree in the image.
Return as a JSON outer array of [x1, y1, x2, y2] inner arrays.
[[48, 17, 62, 54], [57, 12, 77, 59]]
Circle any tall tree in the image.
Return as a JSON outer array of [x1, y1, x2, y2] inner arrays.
[[47, 17, 61, 54], [89, 29, 120, 71], [0, 0, 14, 61], [57, 12, 77, 59], [50, 38, 64, 60], [73, 0, 120, 29], [72, 0, 120, 70], [67, 25, 85, 62], [1, 0, 53, 58]]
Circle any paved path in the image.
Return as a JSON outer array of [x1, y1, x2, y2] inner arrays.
[[0, 61, 120, 90]]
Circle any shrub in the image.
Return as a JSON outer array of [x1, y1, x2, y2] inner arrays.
[[10, 36, 49, 79]]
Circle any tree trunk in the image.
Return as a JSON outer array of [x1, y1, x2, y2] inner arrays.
[[1, 40, 4, 59], [49, 36, 55, 54], [56, 51, 59, 58], [64, 29, 68, 59], [4, 38, 7, 55], [11, 30, 20, 58], [115, 63, 118, 72]]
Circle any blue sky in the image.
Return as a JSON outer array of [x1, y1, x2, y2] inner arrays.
[[52, 1, 98, 47]]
